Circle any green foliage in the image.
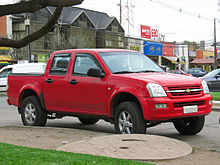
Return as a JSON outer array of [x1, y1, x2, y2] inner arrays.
[[183, 40, 199, 49], [0, 143, 154, 165], [210, 92, 220, 101]]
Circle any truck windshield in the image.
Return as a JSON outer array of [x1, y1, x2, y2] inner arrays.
[[98, 51, 164, 74]]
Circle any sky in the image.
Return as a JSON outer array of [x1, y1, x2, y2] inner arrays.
[[1, 0, 220, 45], [77, 0, 220, 45]]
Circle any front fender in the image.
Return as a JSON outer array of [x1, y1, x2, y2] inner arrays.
[[108, 86, 146, 117]]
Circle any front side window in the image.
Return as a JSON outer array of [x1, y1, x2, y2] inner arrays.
[[49, 53, 71, 75], [73, 55, 100, 76], [99, 51, 163, 74]]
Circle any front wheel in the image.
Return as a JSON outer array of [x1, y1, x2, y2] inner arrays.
[[173, 116, 205, 135], [114, 101, 146, 134], [21, 96, 47, 126]]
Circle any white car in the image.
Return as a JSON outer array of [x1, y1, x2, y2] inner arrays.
[[0, 63, 46, 92]]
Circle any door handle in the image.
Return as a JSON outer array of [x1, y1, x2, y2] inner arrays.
[[45, 78, 53, 84], [69, 79, 78, 85]]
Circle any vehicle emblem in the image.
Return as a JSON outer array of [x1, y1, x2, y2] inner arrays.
[[185, 89, 191, 93]]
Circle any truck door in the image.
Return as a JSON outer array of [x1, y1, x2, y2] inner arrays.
[[43, 53, 72, 111], [66, 53, 108, 114]]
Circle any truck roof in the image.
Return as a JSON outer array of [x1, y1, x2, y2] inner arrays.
[[52, 49, 137, 54]]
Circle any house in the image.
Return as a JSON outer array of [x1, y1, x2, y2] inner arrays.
[[12, 7, 125, 61]]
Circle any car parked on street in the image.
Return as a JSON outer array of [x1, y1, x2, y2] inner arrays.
[[200, 69, 220, 92], [187, 68, 206, 77], [169, 70, 192, 76], [0, 63, 46, 92]]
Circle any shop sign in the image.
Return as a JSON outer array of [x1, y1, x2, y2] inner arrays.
[[130, 46, 140, 51], [141, 25, 159, 40], [143, 41, 162, 56], [38, 54, 46, 63]]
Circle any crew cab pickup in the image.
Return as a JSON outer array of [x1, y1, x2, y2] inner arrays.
[[7, 49, 212, 135]]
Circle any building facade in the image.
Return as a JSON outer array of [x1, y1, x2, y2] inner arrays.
[[12, 7, 125, 61]]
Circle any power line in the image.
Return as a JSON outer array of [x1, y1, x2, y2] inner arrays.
[[149, 0, 219, 22]]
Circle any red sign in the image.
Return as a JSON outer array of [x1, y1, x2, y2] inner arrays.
[[141, 25, 151, 39], [162, 43, 175, 57], [141, 25, 159, 40], [151, 28, 159, 39]]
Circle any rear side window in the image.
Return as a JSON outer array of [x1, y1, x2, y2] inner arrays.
[[0, 68, 12, 78], [49, 53, 71, 75]]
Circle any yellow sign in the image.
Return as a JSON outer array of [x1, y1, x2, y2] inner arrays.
[[203, 50, 214, 58], [130, 46, 140, 51], [0, 55, 13, 64], [171, 61, 185, 64], [0, 47, 10, 50]]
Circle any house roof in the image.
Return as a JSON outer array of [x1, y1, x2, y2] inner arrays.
[[48, 7, 84, 25], [191, 58, 214, 64], [47, 7, 124, 31]]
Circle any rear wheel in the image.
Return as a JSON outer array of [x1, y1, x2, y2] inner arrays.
[[114, 101, 146, 134], [21, 96, 47, 126], [78, 117, 99, 125], [173, 116, 205, 135]]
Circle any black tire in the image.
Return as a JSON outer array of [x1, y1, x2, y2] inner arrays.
[[114, 101, 146, 134], [78, 117, 99, 125], [21, 96, 47, 126], [173, 116, 205, 135]]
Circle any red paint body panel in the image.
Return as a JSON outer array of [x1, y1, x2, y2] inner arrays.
[[7, 49, 212, 122]]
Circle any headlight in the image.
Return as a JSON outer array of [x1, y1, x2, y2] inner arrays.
[[201, 80, 209, 94], [146, 83, 167, 97]]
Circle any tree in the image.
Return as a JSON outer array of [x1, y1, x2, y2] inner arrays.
[[0, 0, 84, 48], [183, 40, 199, 50]]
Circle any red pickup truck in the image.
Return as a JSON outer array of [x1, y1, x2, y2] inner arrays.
[[7, 49, 212, 135]]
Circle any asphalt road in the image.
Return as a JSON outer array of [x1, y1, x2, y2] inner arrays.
[[0, 95, 219, 152]]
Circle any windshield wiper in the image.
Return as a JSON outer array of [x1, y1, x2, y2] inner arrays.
[[136, 70, 158, 73], [113, 71, 135, 74]]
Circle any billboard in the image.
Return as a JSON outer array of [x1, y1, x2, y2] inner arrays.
[[144, 41, 162, 56], [141, 25, 159, 40], [141, 25, 151, 39]]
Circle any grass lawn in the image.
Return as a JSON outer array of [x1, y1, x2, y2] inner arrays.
[[0, 143, 154, 165], [210, 92, 220, 101]]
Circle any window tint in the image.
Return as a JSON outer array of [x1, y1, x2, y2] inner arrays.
[[0, 68, 12, 78], [73, 55, 100, 76], [50, 53, 71, 75]]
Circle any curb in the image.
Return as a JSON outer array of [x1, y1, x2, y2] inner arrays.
[[212, 101, 220, 112]]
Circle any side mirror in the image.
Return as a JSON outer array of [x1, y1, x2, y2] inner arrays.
[[87, 68, 105, 78]]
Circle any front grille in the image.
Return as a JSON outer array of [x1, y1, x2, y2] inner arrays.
[[167, 86, 202, 98], [173, 101, 205, 107]]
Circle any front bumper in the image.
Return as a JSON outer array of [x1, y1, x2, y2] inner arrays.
[[141, 94, 212, 122]]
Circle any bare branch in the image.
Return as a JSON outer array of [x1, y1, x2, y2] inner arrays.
[[0, 7, 63, 48], [0, 0, 83, 17]]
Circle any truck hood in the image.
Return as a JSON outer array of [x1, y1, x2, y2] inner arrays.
[[118, 72, 202, 87]]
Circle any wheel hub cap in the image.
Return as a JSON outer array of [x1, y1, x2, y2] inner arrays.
[[24, 103, 36, 124], [118, 111, 133, 134]]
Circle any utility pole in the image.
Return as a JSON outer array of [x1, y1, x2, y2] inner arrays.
[[126, 0, 130, 36], [214, 18, 217, 69], [119, 0, 122, 24], [25, 13, 32, 63]]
